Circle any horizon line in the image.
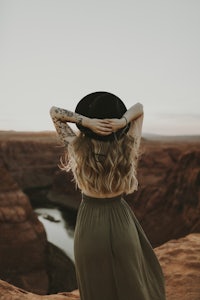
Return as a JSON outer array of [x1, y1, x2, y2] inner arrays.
[[0, 129, 199, 138]]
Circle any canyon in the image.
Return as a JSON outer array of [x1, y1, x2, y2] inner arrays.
[[0, 131, 199, 299]]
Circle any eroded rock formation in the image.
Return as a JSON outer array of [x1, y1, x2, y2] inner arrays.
[[155, 233, 200, 300], [1, 233, 200, 300], [0, 161, 49, 295], [126, 138, 200, 246], [0, 135, 76, 294], [0, 279, 80, 299], [0, 131, 199, 294]]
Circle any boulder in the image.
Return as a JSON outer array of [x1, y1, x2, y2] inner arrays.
[[155, 233, 200, 300]]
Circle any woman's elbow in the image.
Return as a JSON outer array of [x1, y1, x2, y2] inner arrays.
[[136, 102, 144, 114], [49, 106, 56, 117]]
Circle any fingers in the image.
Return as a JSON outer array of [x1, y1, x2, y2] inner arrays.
[[103, 119, 120, 132], [95, 121, 113, 135], [97, 120, 112, 130], [90, 119, 116, 136], [96, 126, 112, 135], [98, 120, 112, 126]]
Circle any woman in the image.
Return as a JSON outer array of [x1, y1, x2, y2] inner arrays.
[[50, 91, 166, 300]]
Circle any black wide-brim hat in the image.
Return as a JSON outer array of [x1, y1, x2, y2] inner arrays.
[[75, 91, 130, 141]]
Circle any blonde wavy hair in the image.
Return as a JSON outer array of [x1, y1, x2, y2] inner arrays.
[[61, 133, 139, 195]]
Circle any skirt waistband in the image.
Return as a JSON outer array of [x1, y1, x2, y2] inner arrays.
[[82, 193, 122, 204]]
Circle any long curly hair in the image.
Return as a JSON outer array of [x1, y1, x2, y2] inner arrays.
[[61, 133, 139, 195]]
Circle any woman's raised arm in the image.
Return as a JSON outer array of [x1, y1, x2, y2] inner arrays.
[[106, 102, 143, 133], [106, 102, 144, 150], [122, 102, 143, 124], [50, 106, 81, 146], [50, 106, 113, 145], [124, 103, 144, 151]]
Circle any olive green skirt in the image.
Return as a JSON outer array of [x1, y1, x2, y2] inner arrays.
[[74, 194, 166, 300]]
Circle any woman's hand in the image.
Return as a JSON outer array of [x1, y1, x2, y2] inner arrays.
[[83, 118, 113, 136], [105, 118, 127, 132]]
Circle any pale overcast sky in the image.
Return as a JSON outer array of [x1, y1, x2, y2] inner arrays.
[[0, 0, 200, 135]]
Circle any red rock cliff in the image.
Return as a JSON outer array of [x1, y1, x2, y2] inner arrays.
[[127, 138, 200, 246], [0, 132, 78, 294], [0, 131, 199, 248], [0, 160, 49, 294], [1, 233, 200, 300]]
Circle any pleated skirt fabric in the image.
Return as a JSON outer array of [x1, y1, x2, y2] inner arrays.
[[74, 194, 166, 300]]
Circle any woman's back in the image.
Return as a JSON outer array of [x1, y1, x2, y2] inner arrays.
[[63, 133, 139, 197]]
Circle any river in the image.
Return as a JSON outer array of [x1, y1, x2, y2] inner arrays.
[[35, 207, 76, 262]]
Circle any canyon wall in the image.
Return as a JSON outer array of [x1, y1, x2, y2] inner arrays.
[[0, 132, 77, 294], [0, 131, 199, 295], [1, 131, 199, 247]]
